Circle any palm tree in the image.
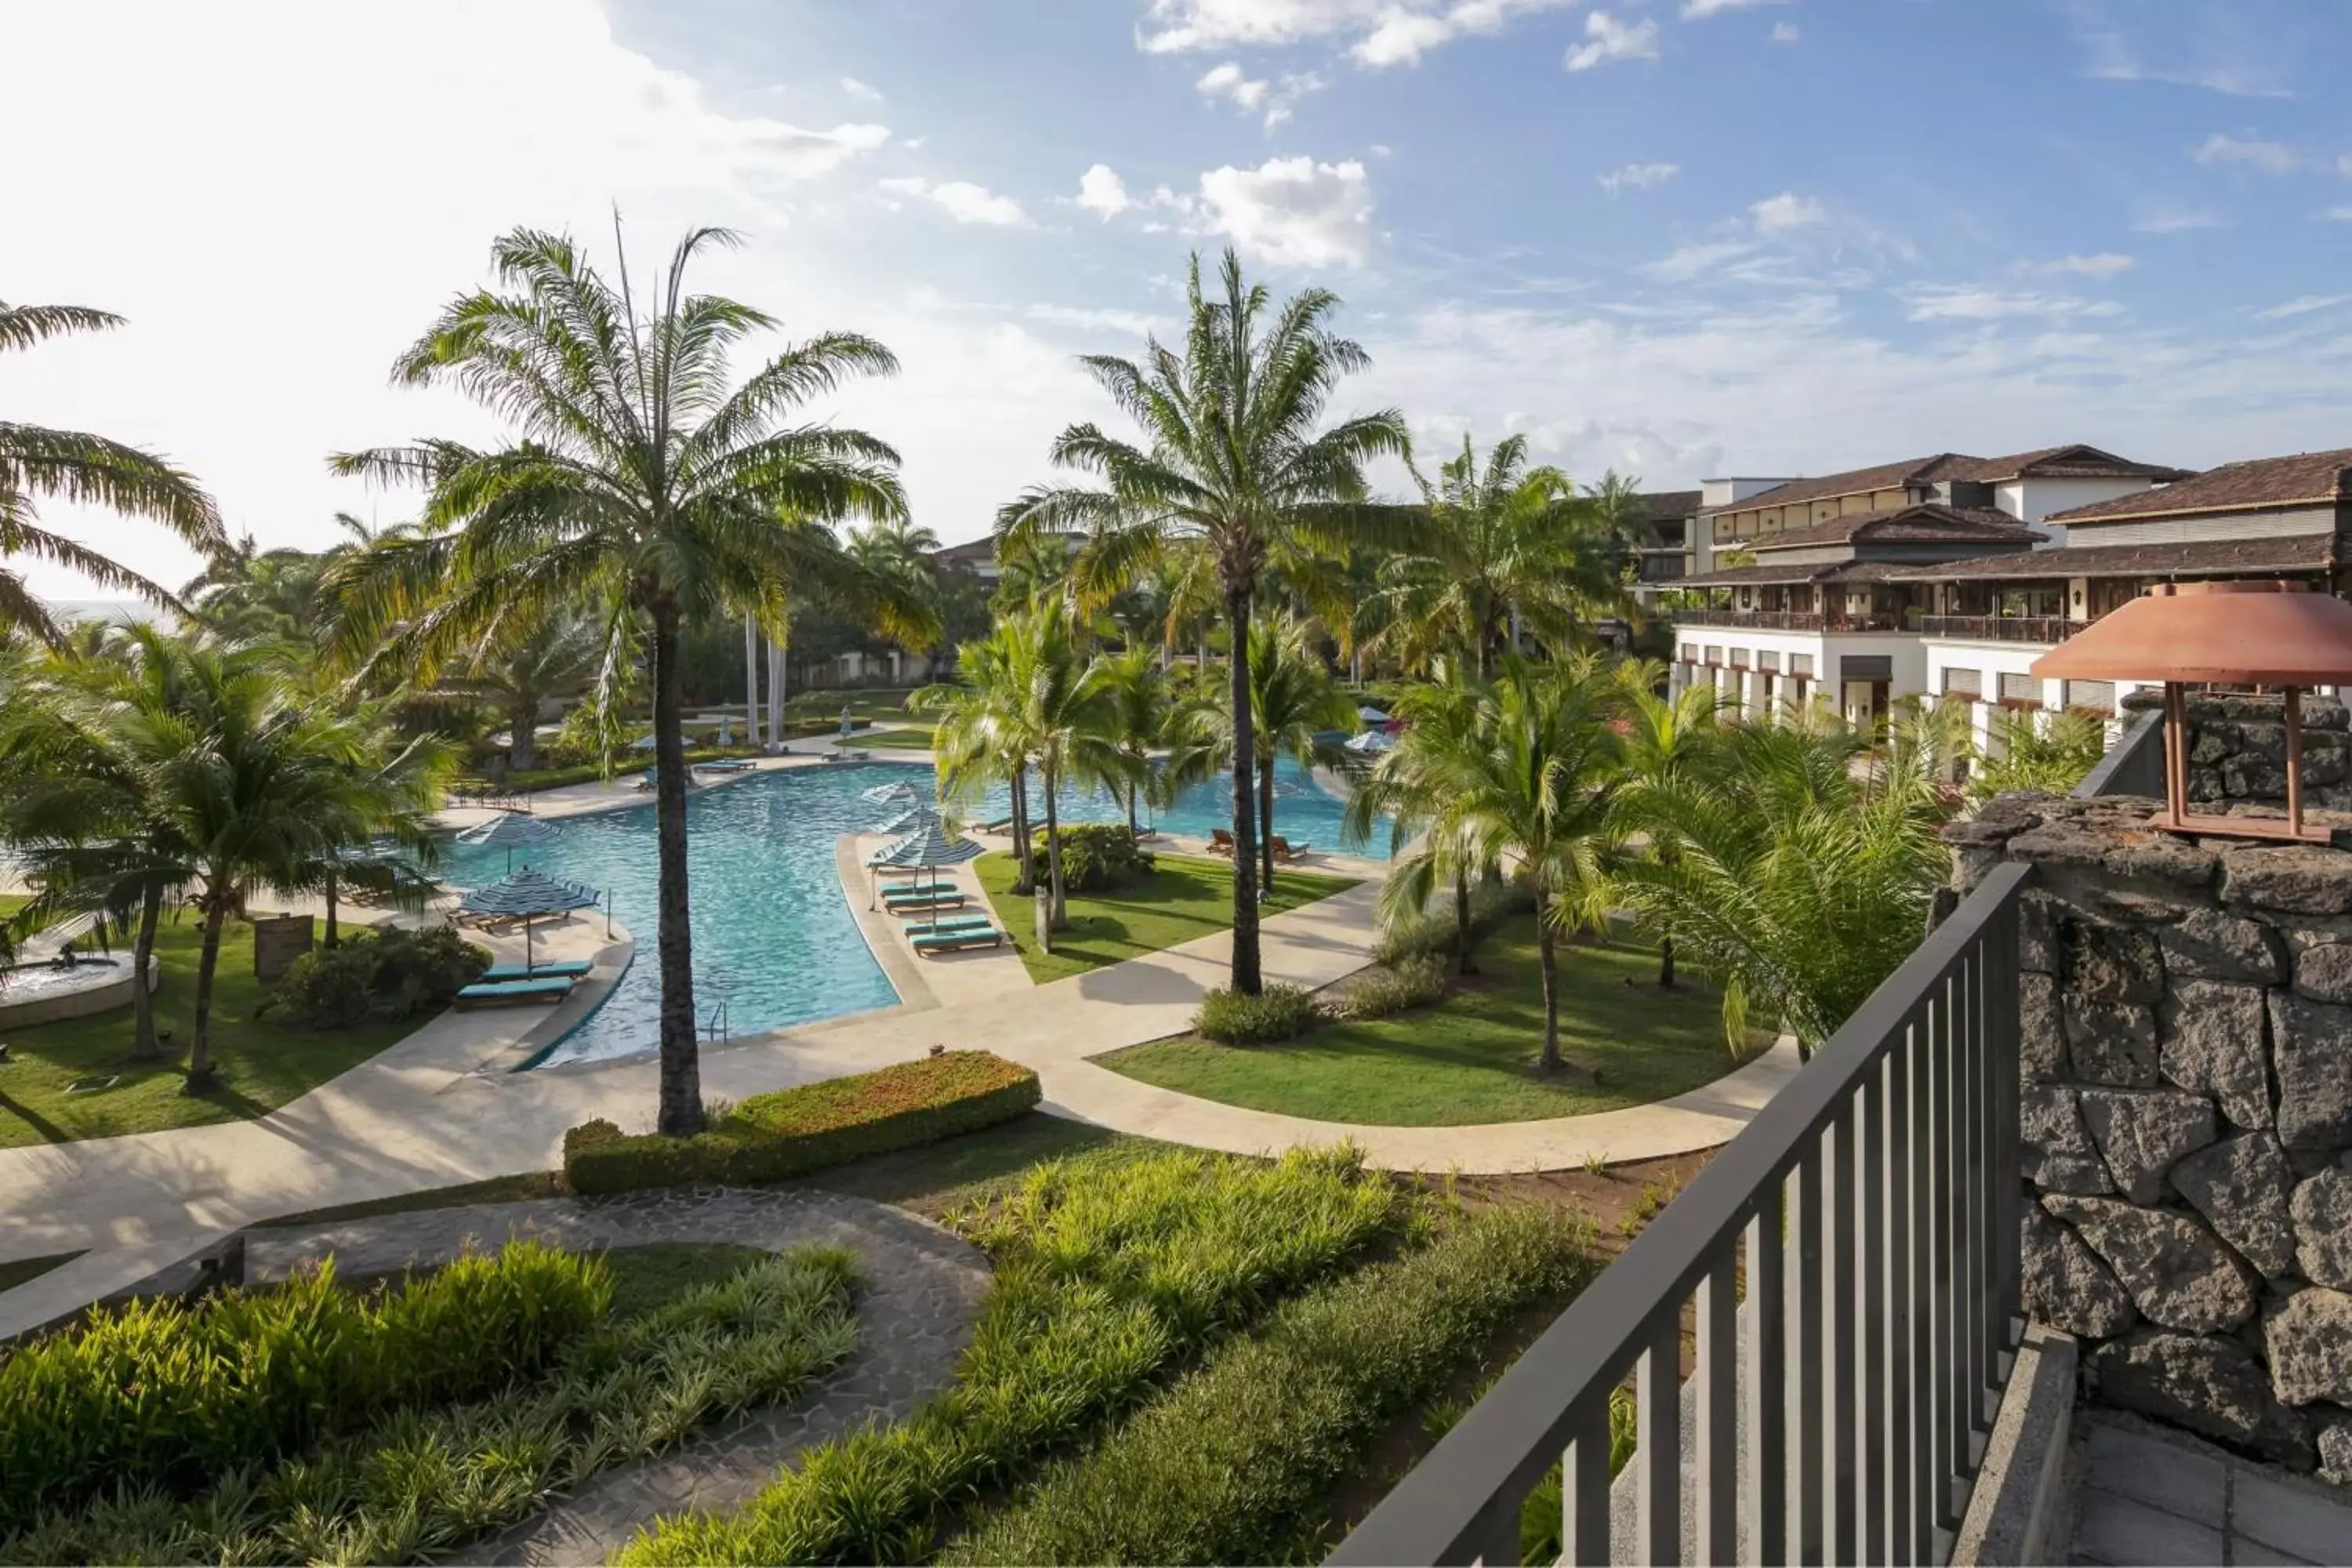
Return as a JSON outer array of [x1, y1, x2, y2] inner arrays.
[[2, 300, 226, 641], [1377, 655, 1622, 1074], [1092, 643, 1174, 835], [1607, 714, 1953, 1057], [446, 614, 602, 772], [919, 618, 1040, 896], [1606, 659, 1728, 988], [1000, 249, 1410, 993], [1344, 659, 1496, 976], [1016, 601, 1127, 927], [327, 225, 930, 1137]]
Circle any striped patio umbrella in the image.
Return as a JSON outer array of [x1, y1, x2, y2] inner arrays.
[[1344, 728, 1396, 754], [862, 780, 922, 806], [456, 811, 564, 871], [866, 817, 982, 924], [870, 804, 938, 837], [458, 866, 599, 972]]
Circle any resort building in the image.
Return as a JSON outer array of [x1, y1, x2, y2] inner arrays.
[[1666, 444, 2197, 731]]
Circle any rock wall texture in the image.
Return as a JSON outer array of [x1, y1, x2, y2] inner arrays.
[[1950, 700, 2352, 1486]]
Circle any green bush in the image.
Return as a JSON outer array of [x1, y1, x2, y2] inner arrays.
[[1371, 877, 1531, 967], [3, 1248, 860, 1566], [945, 1204, 1596, 1566], [1028, 823, 1154, 892], [618, 1145, 1403, 1566], [1194, 983, 1323, 1045], [564, 1051, 1041, 1196], [0, 1240, 608, 1532], [270, 926, 491, 1029], [1337, 953, 1449, 1021]]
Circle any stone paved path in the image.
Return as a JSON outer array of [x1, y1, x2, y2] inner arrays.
[[249, 1189, 991, 1568], [2068, 1412, 2352, 1566]]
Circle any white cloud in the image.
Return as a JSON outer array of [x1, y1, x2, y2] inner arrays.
[[1194, 155, 1376, 267], [1646, 240, 1757, 283], [1681, 0, 1788, 18], [2037, 252, 2137, 280], [1073, 163, 1134, 219], [879, 176, 1026, 226], [2132, 207, 2225, 234], [1028, 303, 1167, 337], [2252, 294, 2352, 321], [1138, 0, 1570, 64], [1563, 10, 1659, 71], [1599, 161, 1679, 196], [1195, 60, 1267, 108], [2327, 206, 2352, 222], [1750, 191, 1824, 231], [1899, 285, 2124, 323], [2069, 4, 2293, 100], [840, 74, 882, 101], [2192, 132, 2300, 174], [1194, 60, 1327, 126], [1770, 21, 1799, 43]]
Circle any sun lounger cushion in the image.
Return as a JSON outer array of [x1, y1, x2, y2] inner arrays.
[[901, 916, 993, 935], [455, 977, 575, 1007], [477, 960, 593, 982], [910, 928, 1004, 953], [884, 891, 967, 906]]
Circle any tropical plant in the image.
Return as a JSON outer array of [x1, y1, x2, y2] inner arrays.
[[1370, 655, 1622, 1073], [325, 225, 930, 1137], [1091, 643, 1174, 834], [1345, 660, 1496, 977], [1000, 249, 1410, 993], [1606, 713, 1956, 1057], [1969, 705, 2109, 802], [918, 616, 1040, 896], [1605, 659, 1728, 987], [1, 299, 226, 641], [443, 613, 602, 771]]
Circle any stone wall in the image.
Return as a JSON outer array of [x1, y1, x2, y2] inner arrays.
[[2119, 689, 2352, 811], [1947, 717, 2352, 1487]]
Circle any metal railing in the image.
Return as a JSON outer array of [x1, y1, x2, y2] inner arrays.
[[1330, 713, 2164, 1568], [1918, 615, 2071, 644], [1672, 610, 1908, 635]]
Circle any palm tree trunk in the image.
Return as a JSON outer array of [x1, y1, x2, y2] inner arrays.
[[742, 614, 760, 746], [1226, 583, 1261, 994], [509, 701, 539, 771], [1258, 757, 1276, 895], [1535, 892, 1562, 1073], [1454, 868, 1477, 977], [324, 869, 339, 948], [649, 598, 704, 1138], [1044, 761, 1067, 928], [1659, 934, 1675, 988], [1126, 775, 1139, 837], [185, 897, 228, 1094], [1008, 769, 1034, 895], [767, 637, 786, 746], [129, 880, 164, 1060]]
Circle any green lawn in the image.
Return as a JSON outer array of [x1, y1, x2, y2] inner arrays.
[[974, 851, 1359, 985], [858, 725, 938, 750], [1098, 920, 1767, 1126], [0, 914, 421, 1149]]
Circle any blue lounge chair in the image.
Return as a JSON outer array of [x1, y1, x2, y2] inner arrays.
[[477, 960, 593, 983], [910, 927, 1005, 954], [884, 889, 967, 909], [695, 759, 754, 774], [901, 914, 993, 936], [454, 976, 575, 1009]]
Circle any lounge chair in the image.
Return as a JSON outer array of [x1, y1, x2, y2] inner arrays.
[[1207, 828, 1236, 857], [884, 891, 968, 912], [910, 927, 1005, 954], [901, 914, 994, 936], [1269, 835, 1312, 862], [694, 758, 754, 774], [477, 960, 593, 983], [453, 976, 575, 1010], [977, 817, 1015, 834]]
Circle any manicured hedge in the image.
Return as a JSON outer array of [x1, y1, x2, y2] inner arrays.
[[0, 1240, 608, 1532], [1194, 983, 1323, 1045], [564, 1051, 1041, 1195]]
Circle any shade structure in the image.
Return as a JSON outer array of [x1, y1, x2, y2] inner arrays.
[[871, 805, 935, 837], [456, 811, 564, 871], [1344, 729, 1396, 754], [1356, 705, 1390, 723], [862, 780, 922, 806], [2031, 581, 2352, 844], [866, 817, 983, 926], [459, 866, 599, 971]]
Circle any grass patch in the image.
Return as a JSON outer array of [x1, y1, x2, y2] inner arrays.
[[1098, 918, 1767, 1127], [942, 1203, 1596, 1566], [0, 916, 419, 1149], [618, 1145, 1403, 1566], [973, 851, 1357, 985], [0, 1252, 81, 1295], [858, 726, 938, 750]]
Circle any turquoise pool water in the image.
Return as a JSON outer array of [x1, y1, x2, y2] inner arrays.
[[966, 755, 1393, 858], [443, 764, 913, 1068]]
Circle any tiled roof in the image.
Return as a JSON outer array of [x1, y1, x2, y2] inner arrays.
[[1941, 443, 2193, 485], [2046, 449, 2352, 525], [1719, 456, 1955, 513], [1883, 532, 2340, 583], [1679, 558, 1922, 589], [1748, 503, 2045, 554], [1640, 489, 1702, 521]]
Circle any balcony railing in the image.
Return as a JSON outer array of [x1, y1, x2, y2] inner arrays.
[[1918, 615, 2071, 644], [1671, 609, 1906, 634], [1638, 557, 1688, 583], [1331, 713, 2165, 1568]]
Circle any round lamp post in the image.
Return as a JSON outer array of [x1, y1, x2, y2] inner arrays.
[[2031, 580, 2352, 844]]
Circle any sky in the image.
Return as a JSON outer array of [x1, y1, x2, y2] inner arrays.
[[5, 0, 2350, 597]]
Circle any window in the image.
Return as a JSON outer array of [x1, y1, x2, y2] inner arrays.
[[1704, 645, 1724, 666], [1758, 651, 1781, 672], [1942, 667, 1983, 699], [2000, 673, 2042, 707], [1679, 643, 1699, 663], [1791, 654, 1815, 677], [1730, 648, 1751, 670], [2066, 680, 2117, 713]]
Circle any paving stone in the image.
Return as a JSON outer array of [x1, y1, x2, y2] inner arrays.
[[2231, 1472, 2352, 1565], [2069, 1485, 2227, 1566], [2081, 1421, 2227, 1525]]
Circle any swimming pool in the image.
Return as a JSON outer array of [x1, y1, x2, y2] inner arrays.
[[443, 764, 913, 1068], [964, 755, 1394, 859]]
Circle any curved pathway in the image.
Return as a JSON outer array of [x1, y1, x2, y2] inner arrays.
[[0, 870, 1793, 1340], [246, 1189, 992, 1568]]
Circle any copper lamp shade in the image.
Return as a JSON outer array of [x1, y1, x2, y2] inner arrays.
[[2031, 582, 2352, 844]]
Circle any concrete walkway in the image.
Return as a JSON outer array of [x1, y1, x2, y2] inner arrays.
[[0, 848, 1794, 1338]]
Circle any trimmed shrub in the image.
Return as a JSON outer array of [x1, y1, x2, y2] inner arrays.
[[564, 1051, 1040, 1196], [1336, 953, 1448, 1021], [1029, 822, 1153, 892], [0, 1240, 608, 1531], [270, 926, 490, 1029], [944, 1204, 1596, 1566], [1371, 877, 1531, 968], [618, 1145, 1403, 1566], [1195, 983, 1323, 1045]]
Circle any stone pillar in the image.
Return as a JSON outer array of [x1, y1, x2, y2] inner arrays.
[[1949, 736, 2352, 1484]]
